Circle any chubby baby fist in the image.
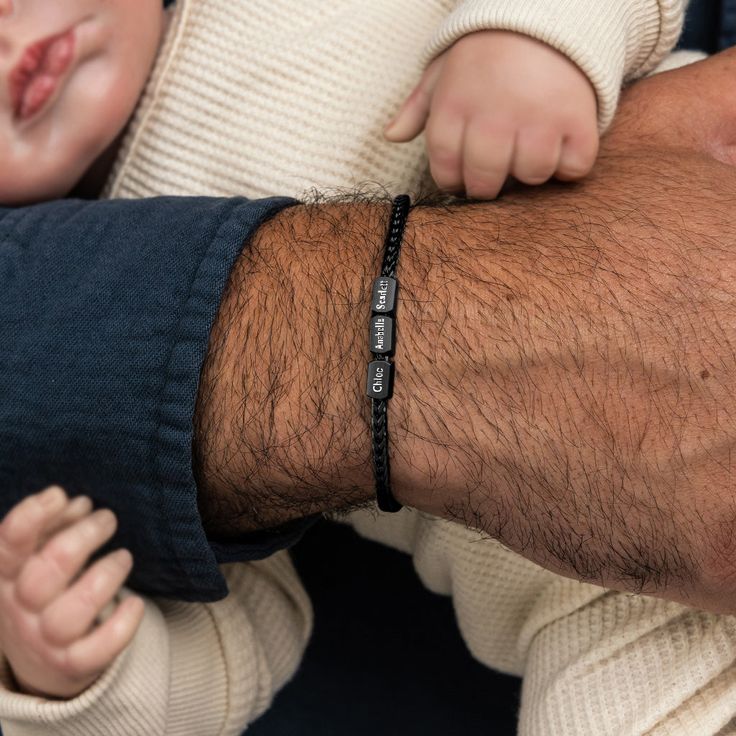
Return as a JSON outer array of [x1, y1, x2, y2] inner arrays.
[[384, 30, 599, 199], [0, 487, 144, 699]]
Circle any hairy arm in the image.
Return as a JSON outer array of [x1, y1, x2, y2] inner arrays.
[[195, 150, 736, 614]]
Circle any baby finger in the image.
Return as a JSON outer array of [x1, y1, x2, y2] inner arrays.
[[15, 509, 118, 611], [425, 113, 465, 193], [38, 496, 94, 547], [63, 595, 145, 678], [40, 549, 134, 647], [0, 487, 68, 578], [556, 126, 599, 181], [462, 119, 514, 199], [512, 127, 562, 185]]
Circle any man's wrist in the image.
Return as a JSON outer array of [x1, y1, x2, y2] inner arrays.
[[194, 201, 387, 535], [194, 195, 538, 532]]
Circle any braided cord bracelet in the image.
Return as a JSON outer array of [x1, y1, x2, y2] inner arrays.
[[366, 195, 411, 513]]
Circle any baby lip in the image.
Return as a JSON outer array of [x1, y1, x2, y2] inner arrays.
[[44, 34, 75, 74], [9, 28, 76, 121], [18, 75, 57, 120]]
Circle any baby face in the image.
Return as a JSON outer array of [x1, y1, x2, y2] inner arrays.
[[0, 0, 164, 204]]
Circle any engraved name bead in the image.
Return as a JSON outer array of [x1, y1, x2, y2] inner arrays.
[[366, 360, 393, 400], [370, 315, 395, 355], [370, 276, 397, 313]]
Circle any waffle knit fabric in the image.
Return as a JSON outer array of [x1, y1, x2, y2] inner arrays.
[[2, 1, 730, 735], [0, 553, 313, 736], [105, 0, 685, 201]]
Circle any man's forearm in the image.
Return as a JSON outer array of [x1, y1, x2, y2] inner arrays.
[[194, 201, 381, 529], [195, 160, 736, 613]]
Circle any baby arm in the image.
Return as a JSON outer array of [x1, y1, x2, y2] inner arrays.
[[0, 488, 312, 736], [384, 30, 598, 199], [385, 0, 687, 198], [0, 487, 143, 700]]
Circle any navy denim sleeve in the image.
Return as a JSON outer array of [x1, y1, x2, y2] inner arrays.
[[0, 195, 314, 602]]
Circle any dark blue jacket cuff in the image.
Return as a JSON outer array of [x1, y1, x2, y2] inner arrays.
[[0, 196, 300, 601]]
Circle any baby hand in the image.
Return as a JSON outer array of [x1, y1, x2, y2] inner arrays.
[[0, 487, 144, 699], [384, 30, 599, 199]]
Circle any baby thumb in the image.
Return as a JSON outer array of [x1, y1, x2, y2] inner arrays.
[[384, 59, 442, 142], [384, 92, 428, 142]]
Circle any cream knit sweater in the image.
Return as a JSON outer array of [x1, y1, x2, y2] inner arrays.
[[105, 0, 685, 201], [4, 1, 731, 736], [0, 553, 313, 736]]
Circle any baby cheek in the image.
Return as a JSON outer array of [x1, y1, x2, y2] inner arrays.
[[0, 139, 39, 204], [0, 120, 95, 205], [73, 57, 143, 145], [0, 151, 71, 205], [50, 64, 135, 183]]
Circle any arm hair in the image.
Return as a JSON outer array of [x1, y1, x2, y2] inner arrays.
[[194, 154, 736, 611]]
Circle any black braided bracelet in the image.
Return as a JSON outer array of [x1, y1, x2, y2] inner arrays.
[[366, 194, 411, 513]]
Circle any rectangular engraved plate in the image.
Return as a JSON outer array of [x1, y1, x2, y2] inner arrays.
[[366, 360, 393, 400], [370, 315, 395, 355], [370, 276, 397, 314]]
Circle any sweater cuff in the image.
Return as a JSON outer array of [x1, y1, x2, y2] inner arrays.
[[422, 0, 685, 132], [0, 594, 170, 736], [0, 592, 238, 736]]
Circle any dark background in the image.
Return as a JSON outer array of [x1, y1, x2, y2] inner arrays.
[[251, 521, 522, 736]]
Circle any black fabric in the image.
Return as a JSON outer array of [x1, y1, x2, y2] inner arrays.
[[680, 0, 723, 51]]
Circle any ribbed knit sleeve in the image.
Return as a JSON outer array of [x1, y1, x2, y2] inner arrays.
[[105, 0, 465, 203], [0, 554, 312, 736], [421, 0, 687, 131], [518, 589, 736, 735], [346, 507, 736, 734]]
